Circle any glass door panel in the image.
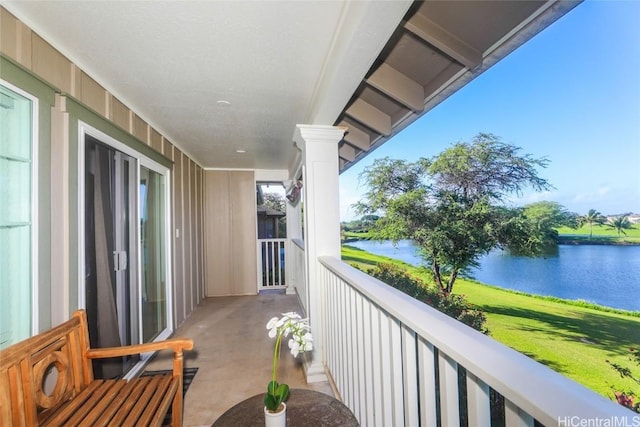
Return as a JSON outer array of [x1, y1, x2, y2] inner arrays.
[[140, 166, 167, 342]]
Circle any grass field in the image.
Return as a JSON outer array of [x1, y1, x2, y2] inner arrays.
[[557, 223, 640, 244], [341, 245, 640, 399]]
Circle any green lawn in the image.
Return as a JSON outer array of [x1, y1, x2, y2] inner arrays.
[[341, 245, 640, 399], [557, 223, 640, 244], [342, 231, 372, 241]]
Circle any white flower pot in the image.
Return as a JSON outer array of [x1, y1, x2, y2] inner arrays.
[[264, 402, 286, 427]]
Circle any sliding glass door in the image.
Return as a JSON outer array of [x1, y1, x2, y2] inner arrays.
[[82, 126, 171, 378]]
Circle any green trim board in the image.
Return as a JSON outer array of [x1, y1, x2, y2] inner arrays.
[[64, 97, 173, 169]]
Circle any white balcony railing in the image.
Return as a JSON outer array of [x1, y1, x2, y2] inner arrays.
[[319, 256, 634, 427], [258, 238, 286, 290], [291, 238, 307, 314]]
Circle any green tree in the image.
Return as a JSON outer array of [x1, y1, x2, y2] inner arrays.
[[260, 192, 287, 237], [356, 133, 552, 296], [508, 201, 579, 253], [607, 215, 632, 237], [262, 192, 286, 213], [579, 209, 606, 238]]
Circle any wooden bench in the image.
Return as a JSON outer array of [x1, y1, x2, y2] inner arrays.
[[0, 310, 194, 426]]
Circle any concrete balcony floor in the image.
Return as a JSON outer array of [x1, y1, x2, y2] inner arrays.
[[145, 293, 333, 427]]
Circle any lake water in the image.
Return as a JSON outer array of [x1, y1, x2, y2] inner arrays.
[[346, 239, 640, 312]]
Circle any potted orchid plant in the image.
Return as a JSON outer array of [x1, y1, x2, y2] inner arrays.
[[264, 312, 313, 424]]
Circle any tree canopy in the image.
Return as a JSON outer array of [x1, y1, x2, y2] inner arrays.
[[506, 201, 579, 255], [607, 215, 632, 237], [356, 133, 558, 296], [262, 192, 286, 213], [578, 209, 606, 239]]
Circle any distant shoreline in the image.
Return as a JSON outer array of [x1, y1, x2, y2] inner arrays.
[[343, 236, 640, 246], [557, 236, 640, 246]]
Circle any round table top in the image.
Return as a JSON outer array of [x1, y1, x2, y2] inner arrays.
[[212, 388, 359, 426]]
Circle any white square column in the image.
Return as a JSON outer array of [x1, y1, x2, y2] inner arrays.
[[293, 124, 347, 383]]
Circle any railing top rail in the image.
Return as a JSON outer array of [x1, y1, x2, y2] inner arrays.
[[257, 238, 287, 243], [319, 256, 632, 426]]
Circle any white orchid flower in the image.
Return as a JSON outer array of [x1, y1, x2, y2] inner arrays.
[[266, 312, 313, 412]]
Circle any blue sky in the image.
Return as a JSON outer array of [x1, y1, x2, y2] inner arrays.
[[339, 0, 640, 222]]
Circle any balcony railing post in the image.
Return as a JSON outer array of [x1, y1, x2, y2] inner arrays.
[[438, 352, 460, 426], [467, 372, 491, 425]]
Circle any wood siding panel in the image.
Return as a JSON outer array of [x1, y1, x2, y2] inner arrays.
[[69, 64, 81, 98], [196, 167, 204, 301], [150, 129, 163, 153], [110, 96, 130, 132], [80, 72, 107, 117], [163, 138, 173, 159], [16, 22, 32, 69], [182, 159, 193, 314], [230, 171, 257, 294], [173, 150, 185, 326], [203, 170, 256, 296], [190, 161, 199, 308], [32, 34, 72, 93], [204, 171, 232, 296], [0, 8, 18, 62], [0, 8, 32, 68], [132, 114, 148, 143]]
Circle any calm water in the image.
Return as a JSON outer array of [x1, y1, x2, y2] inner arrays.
[[346, 239, 640, 312]]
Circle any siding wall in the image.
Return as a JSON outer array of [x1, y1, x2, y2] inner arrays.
[[203, 170, 257, 296], [0, 6, 204, 330]]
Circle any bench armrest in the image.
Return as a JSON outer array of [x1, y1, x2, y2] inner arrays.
[[86, 338, 194, 360]]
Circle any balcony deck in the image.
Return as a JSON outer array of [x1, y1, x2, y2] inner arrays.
[[144, 292, 332, 427]]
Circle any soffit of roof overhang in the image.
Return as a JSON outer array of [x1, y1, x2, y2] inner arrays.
[[336, 0, 582, 173]]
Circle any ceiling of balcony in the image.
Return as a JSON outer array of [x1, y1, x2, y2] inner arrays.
[[3, 1, 579, 173]]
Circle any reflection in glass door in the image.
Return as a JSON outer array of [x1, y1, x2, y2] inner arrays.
[[140, 166, 167, 342]]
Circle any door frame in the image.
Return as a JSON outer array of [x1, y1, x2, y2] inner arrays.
[[77, 121, 173, 377]]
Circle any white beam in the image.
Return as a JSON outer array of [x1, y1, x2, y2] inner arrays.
[[405, 13, 483, 70]]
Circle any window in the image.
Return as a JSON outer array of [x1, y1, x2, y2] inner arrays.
[[0, 81, 37, 349]]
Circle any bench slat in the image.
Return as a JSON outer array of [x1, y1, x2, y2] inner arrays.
[[91, 378, 151, 427], [40, 380, 105, 426], [62, 380, 121, 426], [121, 376, 164, 427], [148, 376, 180, 427], [76, 380, 127, 427], [123, 375, 173, 427], [105, 376, 154, 426]]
